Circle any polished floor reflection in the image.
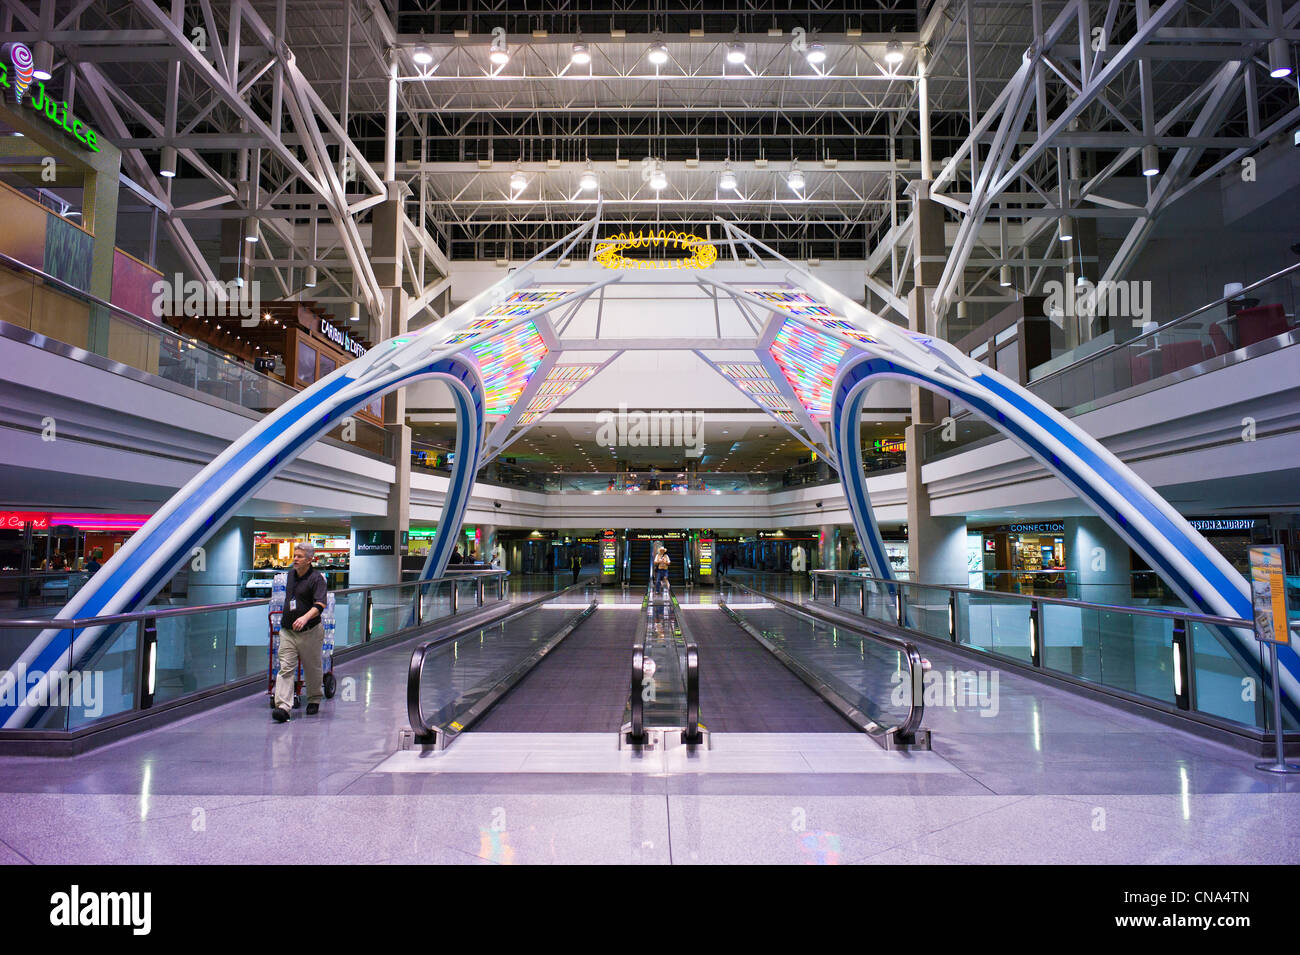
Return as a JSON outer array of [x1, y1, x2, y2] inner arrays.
[[0, 583, 1296, 864]]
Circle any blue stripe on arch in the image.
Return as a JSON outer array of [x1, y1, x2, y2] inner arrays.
[[974, 372, 1249, 618], [833, 353, 1292, 723], [6, 357, 486, 727], [16, 377, 357, 687]]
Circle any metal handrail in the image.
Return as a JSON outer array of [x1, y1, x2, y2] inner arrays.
[[407, 583, 584, 744], [0, 570, 509, 630], [627, 588, 650, 742], [0, 249, 296, 396], [928, 260, 1300, 437], [669, 592, 702, 743], [1029, 259, 1300, 383], [808, 569, 1250, 629]]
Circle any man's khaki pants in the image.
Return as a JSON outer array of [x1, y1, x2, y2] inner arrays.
[[273, 625, 323, 711]]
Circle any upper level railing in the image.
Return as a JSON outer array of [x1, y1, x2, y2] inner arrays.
[[0, 252, 391, 459], [0, 569, 510, 734], [410, 449, 900, 495], [921, 262, 1300, 461]]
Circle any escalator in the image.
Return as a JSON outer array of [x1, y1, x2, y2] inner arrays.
[[407, 585, 701, 749], [474, 609, 633, 733], [404, 576, 925, 753], [625, 534, 687, 588], [681, 605, 855, 733]]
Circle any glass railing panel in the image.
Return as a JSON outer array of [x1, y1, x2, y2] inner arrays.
[[228, 601, 272, 681], [862, 576, 896, 624], [724, 600, 916, 732], [367, 583, 420, 639], [67, 621, 139, 729], [1189, 621, 1267, 728], [641, 598, 688, 729], [924, 265, 1300, 461], [900, 583, 949, 642], [334, 591, 365, 647], [152, 607, 231, 704], [1097, 611, 1175, 703], [960, 590, 1033, 662], [415, 606, 582, 733], [1041, 602, 1103, 682], [0, 262, 36, 326]]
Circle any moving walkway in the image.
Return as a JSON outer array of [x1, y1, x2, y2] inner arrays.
[[405, 574, 929, 752]]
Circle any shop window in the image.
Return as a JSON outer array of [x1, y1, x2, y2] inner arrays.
[[296, 341, 317, 386], [996, 342, 1020, 382], [318, 353, 336, 379]]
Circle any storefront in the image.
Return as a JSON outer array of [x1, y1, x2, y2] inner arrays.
[[248, 531, 350, 594], [739, 531, 819, 572], [976, 521, 1068, 595], [0, 510, 148, 573], [166, 300, 382, 423], [0, 511, 151, 608]]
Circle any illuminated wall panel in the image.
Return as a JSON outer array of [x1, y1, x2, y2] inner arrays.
[[468, 320, 549, 414], [515, 362, 602, 424], [767, 319, 848, 415]]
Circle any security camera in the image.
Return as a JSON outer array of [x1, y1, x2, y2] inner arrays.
[[655, 507, 662, 514], [816, 501, 823, 508], [493, 501, 501, 508]]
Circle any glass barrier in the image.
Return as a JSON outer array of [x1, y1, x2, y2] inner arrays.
[[0, 572, 94, 612], [722, 584, 921, 737], [806, 570, 1289, 733], [0, 570, 513, 736], [409, 452, 893, 497], [0, 254, 390, 460], [923, 262, 1300, 461]]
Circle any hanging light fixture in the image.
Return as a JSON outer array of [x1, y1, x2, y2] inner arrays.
[[786, 161, 805, 192], [647, 42, 669, 65], [304, 266, 317, 288], [244, 218, 258, 243], [159, 146, 178, 178], [999, 265, 1012, 287], [579, 160, 598, 191], [805, 41, 827, 65], [726, 42, 747, 64], [719, 160, 737, 191], [489, 40, 510, 65], [32, 41, 53, 81], [412, 46, 433, 66], [1141, 144, 1160, 176], [957, 300, 968, 320], [1269, 37, 1292, 78], [649, 160, 667, 191], [509, 166, 527, 192], [349, 302, 360, 323], [885, 37, 905, 65], [1058, 215, 1074, 242], [571, 42, 591, 65]]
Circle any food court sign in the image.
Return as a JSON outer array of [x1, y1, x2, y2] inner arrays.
[[0, 43, 102, 152]]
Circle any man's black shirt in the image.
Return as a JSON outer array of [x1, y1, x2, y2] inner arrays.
[[282, 567, 327, 631]]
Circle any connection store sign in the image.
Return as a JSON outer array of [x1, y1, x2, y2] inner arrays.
[[1, 43, 102, 152]]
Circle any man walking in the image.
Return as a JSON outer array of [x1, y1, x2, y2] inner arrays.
[[272, 542, 328, 722]]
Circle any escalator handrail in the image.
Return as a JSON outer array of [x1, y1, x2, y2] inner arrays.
[[668, 592, 701, 742], [629, 643, 645, 740], [722, 578, 926, 741], [407, 581, 583, 742]]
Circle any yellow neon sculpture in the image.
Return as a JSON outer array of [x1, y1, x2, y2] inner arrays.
[[592, 230, 718, 270]]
